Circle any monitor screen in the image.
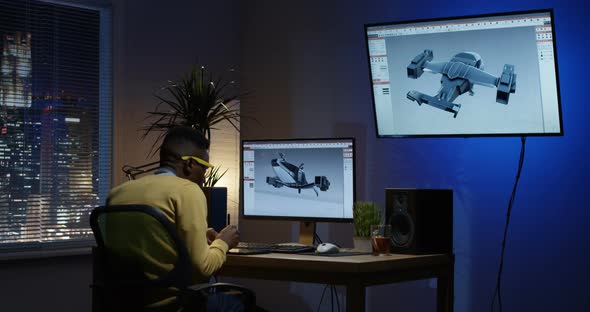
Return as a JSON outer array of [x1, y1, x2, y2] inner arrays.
[[242, 138, 355, 221], [365, 9, 563, 137]]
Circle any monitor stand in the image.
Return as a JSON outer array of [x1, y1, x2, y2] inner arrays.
[[299, 221, 316, 246]]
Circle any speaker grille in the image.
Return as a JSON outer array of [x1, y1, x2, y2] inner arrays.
[[391, 212, 414, 247], [385, 188, 453, 254], [389, 191, 415, 247]]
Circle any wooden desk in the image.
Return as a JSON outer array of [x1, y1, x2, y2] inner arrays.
[[218, 252, 454, 311]]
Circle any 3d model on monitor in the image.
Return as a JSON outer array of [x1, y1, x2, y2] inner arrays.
[[406, 49, 517, 117], [265, 153, 331, 196]]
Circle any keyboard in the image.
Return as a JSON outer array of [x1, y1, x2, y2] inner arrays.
[[235, 242, 316, 254]]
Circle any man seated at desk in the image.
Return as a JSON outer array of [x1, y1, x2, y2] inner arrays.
[[106, 126, 240, 310]]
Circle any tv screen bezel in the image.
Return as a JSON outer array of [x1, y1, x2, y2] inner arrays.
[[240, 137, 356, 223], [364, 8, 564, 138]]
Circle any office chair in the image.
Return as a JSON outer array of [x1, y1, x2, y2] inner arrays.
[[90, 204, 256, 312]]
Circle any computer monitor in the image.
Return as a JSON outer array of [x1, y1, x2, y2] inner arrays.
[[365, 9, 563, 138], [241, 138, 355, 244]]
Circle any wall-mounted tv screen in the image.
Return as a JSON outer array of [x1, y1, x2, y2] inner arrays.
[[365, 9, 563, 137]]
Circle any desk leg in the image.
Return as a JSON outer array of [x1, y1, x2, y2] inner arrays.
[[346, 281, 365, 312], [437, 259, 455, 312]]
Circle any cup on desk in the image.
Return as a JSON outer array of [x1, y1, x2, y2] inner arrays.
[[371, 224, 392, 256]]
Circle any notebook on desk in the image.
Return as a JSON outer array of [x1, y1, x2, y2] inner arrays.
[[228, 242, 316, 255], [228, 247, 272, 255]]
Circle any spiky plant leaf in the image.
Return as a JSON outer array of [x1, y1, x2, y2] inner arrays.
[[204, 166, 228, 188], [141, 65, 256, 187], [142, 65, 247, 155]]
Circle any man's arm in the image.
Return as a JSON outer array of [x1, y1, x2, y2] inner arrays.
[[174, 182, 229, 281]]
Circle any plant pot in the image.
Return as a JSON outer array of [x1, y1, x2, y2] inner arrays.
[[352, 236, 372, 252]]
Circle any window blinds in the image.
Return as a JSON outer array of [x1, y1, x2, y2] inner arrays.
[[0, 0, 111, 253]]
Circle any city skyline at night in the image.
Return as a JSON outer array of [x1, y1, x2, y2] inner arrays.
[[0, 0, 108, 248]]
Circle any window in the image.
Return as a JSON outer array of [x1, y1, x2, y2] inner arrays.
[[0, 0, 111, 255]]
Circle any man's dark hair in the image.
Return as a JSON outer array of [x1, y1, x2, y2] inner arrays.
[[159, 127, 210, 168]]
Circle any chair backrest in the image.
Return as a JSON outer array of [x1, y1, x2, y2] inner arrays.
[[90, 204, 193, 310]]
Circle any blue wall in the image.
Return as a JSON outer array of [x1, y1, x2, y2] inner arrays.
[[376, 1, 590, 311], [240, 0, 590, 310]]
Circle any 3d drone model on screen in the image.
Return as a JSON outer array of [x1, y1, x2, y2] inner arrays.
[[406, 49, 517, 117], [266, 153, 330, 196]]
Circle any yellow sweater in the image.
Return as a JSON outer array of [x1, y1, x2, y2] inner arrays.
[[105, 174, 228, 307]]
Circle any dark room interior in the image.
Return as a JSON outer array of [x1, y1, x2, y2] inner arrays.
[[1, 0, 589, 311]]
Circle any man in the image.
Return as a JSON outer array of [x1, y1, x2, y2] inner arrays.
[[106, 126, 240, 309]]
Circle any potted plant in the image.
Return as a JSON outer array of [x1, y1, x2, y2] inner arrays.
[[142, 65, 243, 230], [142, 65, 241, 156], [352, 201, 382, 251]]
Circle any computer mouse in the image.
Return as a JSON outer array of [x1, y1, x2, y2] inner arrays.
[[316, 243, 340, 254]]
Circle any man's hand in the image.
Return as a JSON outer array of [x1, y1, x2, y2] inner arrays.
[[206, 228, 218, 245], [216, 225, 240, 249]]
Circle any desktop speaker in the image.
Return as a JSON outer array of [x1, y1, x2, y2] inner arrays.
[[385, 188, 453, 254]]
